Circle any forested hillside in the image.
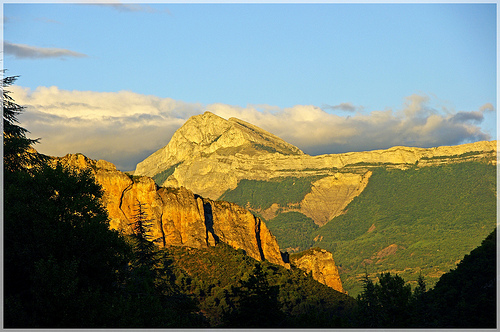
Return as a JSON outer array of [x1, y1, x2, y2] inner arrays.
[[308, 162, 496, 295], [355, 228, 496, 328], [222, 161, 496, 295]]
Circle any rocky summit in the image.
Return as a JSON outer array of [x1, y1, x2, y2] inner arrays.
[[133, 111, 497, 226], [134, 111, 303, 179]]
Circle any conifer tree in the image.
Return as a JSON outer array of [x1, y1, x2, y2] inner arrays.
[[128, 200, 157, 269], [222, 263, 283, 327], [2, 74, 47, 173]]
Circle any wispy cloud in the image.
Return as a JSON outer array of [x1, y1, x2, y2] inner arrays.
[[4, 42, 87, 59], [11, 86, 494, 171], [480, 103, 495, 113], [322, 102, 361, 113]]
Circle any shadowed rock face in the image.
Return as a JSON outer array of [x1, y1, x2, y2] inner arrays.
[[290, 248, 345, 294], [54, 153, 286, 267]]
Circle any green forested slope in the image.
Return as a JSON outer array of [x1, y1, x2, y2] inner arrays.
[[313, 162, 496, 295], [218, 162, 496, 296]]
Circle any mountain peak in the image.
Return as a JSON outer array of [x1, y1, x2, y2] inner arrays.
[[134, 112, 303, 178]]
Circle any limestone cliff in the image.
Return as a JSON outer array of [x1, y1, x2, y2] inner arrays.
[[133, 112, 497, 226], [290, 248, 345, 294], [53, 153, 286, 267]]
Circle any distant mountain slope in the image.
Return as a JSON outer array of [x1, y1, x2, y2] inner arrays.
[[313, 162, 496, 296], [132, 113, 497, 295], [134, 112, 496, 224], [422, 228, 496, 328]]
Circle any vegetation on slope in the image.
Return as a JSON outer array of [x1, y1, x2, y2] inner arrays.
[[266, 212, 319, 252], [218, 157, 496, 296], [162, 243, 355, 327], [152, 162, 182, 186], [355, 228, 496, 328], [312, 162, 496, 295], [219, 175, 324, 210], [421, 228, 496, 328]]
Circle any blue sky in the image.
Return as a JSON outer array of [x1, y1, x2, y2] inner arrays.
[[3, 2, 497, 171]]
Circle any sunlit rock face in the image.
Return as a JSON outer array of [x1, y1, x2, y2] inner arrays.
[[290, 248, 345, 293], [54, 153, 286, 267], [133, 112, 497, 225]]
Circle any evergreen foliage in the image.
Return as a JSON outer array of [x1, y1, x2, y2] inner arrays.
[[2, 74, 48, 173], [128, 200, 157, 268], [355, 228, 497, 328], [221, 264, 285, 327]]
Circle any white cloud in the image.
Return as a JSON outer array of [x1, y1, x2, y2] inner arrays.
[[4, 42, 88, 59], [207, 95, 493, 155], [11, 86, 493, 171]]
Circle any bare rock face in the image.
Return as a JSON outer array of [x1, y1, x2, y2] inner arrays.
[[206, 199, 284, 265], [54, 154, 286, 267], [290, 248, 345, 293], [132, 112, 497, 226], [134, 111, 303, 179]]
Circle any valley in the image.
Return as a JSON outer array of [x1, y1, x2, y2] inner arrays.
[[5, 106, 497, 327]]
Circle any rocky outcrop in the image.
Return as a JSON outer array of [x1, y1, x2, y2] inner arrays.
[[274, 172, 373, 226], [132, 112, 497, 225], [54, 153, 286, 267], [290, 248, 345, 293]]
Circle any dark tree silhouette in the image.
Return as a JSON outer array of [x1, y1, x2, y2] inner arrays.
[[3, 74, 47, 173], [128, 200, 157, 269], [222, 263, 284, 327]]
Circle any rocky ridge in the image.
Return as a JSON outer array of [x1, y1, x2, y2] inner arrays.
[[54, 153, 285, 267], [134, 111, 303, 179], [133, 112, 497, 226], [55, 153, 347, 291]]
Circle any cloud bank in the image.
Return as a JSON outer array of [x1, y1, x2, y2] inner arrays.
[[11, 86, 494, 171], [4, 42, 88, 59]]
